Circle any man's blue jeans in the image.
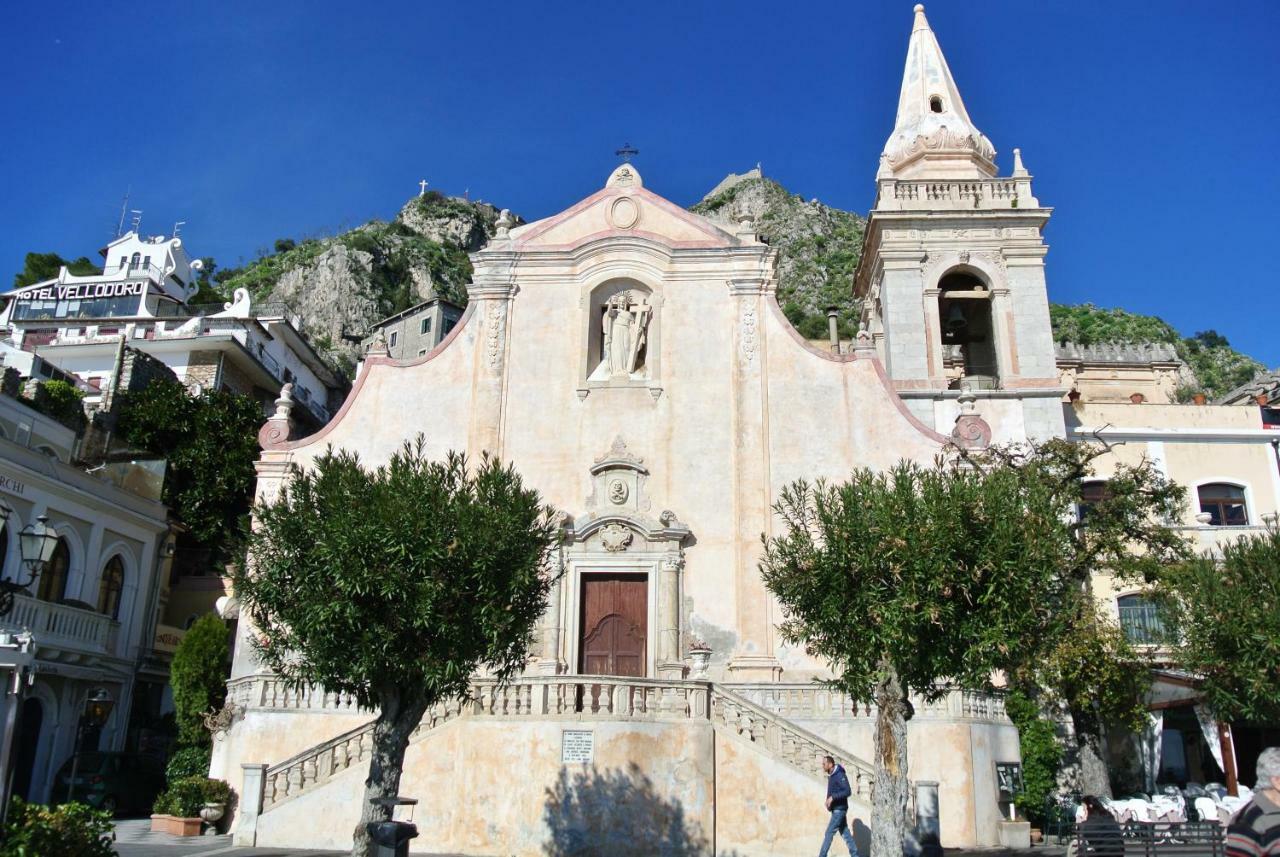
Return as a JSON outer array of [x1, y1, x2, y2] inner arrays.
[[819, 807, 858, 857]]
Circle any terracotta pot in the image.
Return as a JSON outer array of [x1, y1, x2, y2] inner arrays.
[[1031, 828, 1044, 844], [1192, 393, 1207, 405], [1129, 392, 1145, 404], [150, 814, 170, 833], [172, 816, 204, 836]]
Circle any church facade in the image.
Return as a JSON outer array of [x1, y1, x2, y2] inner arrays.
[[216, 7, 1061, 853]]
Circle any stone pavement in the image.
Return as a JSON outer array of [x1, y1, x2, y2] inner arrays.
[[113, 818, 1069, 857], [112, 818, 346, 857]]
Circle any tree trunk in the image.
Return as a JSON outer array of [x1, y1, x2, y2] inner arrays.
[[1069, 706, 1112, 799], [871, 662, 910, 857], [351, 687, 430, 857]]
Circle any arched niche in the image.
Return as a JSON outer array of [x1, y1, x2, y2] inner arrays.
[[578, 277, 663, 398]]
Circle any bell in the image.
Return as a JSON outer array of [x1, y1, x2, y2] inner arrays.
[[945, 303, 968, 332]]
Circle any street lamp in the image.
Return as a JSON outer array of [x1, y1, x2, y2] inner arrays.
[[0, 514, 59, 617], [66, 687, 115, 804]]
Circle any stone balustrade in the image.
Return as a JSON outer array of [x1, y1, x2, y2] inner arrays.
[[709, 685, 875, 800], [255, 675, 877, 813], [227, 675, 368, 714], [731, 683, 1008, 724], [2, 593, 117, 654], [879, 178, 1029, 211]]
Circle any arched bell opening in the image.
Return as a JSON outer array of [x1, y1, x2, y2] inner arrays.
[[938, 269, 998, 389]]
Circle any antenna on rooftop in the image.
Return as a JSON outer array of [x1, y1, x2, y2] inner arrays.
[[115, 187, 132, 238], [130, 210, 144, 234], [173, 221, 186, 239]]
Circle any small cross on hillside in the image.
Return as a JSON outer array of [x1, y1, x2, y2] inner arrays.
[[418, 179, 429, 196], [615, 143, 639, 163]]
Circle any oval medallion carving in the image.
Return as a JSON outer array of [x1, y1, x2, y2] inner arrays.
[[609, 196, 640, 230]]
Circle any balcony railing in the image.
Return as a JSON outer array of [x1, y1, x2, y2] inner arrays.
[[2, 594, 118, 655]]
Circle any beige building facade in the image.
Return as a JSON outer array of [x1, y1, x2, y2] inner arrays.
[[208, 5, 1273, 854]]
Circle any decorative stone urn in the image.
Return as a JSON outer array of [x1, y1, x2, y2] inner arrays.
[[199, 802, 225, 835], [687, 636, 712, 679]]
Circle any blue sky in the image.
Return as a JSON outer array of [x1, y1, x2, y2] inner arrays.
[[2, 1, 1276, 366]]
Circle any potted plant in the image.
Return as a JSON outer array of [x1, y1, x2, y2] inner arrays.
[[199, 777, 234, 834], [151, 776, 234, 836], [686, 635, 712, 679]]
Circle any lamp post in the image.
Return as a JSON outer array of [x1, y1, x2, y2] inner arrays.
[[65, 688, 114, 804], [0, 513, 59, 617], [0, 631, 35, 835], [0, 505, 54, 835]]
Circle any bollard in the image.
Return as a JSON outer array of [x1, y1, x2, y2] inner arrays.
[[367, 820, 418, 857]]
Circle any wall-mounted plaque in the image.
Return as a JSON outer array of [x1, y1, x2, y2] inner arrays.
[[995, 761, 1023, 803], [562, 730, 595, 764]]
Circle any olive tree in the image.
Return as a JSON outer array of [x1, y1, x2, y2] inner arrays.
[[1154, 524, 1280, 725], [761, 440, 1188, 853], [234, 439, 560, 857], [762, 459, 1072, 856], [996, 440, 1189, 796]]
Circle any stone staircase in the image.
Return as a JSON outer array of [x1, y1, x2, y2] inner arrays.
[[246, 675, 876, 813]]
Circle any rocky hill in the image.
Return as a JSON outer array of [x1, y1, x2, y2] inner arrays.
[[210, 192, 511, 375], [192, 174, 1264, 397]]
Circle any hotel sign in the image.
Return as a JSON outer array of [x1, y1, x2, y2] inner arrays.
[[0, 473, 25, 496], [13, 281, 145, 303]]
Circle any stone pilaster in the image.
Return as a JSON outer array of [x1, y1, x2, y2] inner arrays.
[[725, 280, 781, 681], [655, 553, 684, 679], [466, 277, 515, 459]]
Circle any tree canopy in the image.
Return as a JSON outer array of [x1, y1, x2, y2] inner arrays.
[[115, 380, 262, 559], [1154, 525, 1280, 724], [763, 460, 1073, 703], [235, 440, 560, 856], [169, 613, 230, 747], [12, 251, 99, 288]]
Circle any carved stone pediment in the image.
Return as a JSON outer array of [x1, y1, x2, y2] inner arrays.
[[587, 436, 650, 513]]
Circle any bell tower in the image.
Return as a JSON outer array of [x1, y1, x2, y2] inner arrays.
[[854, 4, 1065, 441]]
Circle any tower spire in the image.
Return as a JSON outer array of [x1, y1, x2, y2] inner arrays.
[[882, 4, 996, 179]]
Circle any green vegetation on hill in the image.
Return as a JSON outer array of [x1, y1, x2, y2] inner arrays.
[[12, 252, 99, 288], [692, 176, 865, 340], [1049, 303, 1264, 400]]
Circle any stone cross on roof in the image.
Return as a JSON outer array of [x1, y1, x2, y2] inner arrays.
[[615, 143, 639, 163]]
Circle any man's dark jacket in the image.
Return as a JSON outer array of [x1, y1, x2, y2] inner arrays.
[[827, 764, 852, 810]]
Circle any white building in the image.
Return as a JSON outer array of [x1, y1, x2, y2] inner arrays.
[[0, 232, 344, 430], [0, 391, 173, 806]]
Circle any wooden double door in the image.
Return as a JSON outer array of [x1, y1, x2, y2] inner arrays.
[[578, 573, 647, 677]]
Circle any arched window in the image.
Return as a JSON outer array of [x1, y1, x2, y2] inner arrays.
[[1117, 594, 1164, 645], [1198, 483, 1248, 526], [36, 538, 69, 603], [98, 556, 124, 620], [938, 270, 997, 389], [129, 252, 141, 271]]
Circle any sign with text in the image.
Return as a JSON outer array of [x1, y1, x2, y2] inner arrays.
[[13, 281, 145, 303], [561, 730, 595, 764]]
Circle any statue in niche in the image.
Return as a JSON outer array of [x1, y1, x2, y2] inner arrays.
[[598, 291, 650, 378]]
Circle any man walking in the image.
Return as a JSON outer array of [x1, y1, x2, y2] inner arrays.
[[1227, 747, 1280, 856], [820, 754, 859, 857]]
